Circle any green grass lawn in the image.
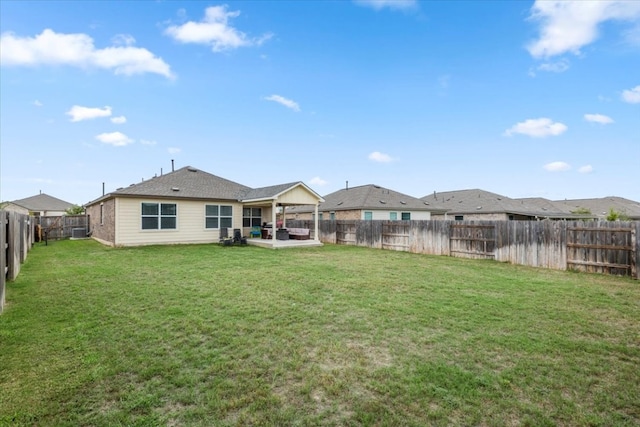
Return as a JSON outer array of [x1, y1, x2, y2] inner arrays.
[[1, 240, 639, 426]]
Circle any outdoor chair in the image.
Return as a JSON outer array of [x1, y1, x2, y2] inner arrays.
[[233, 229, 247, 245], [219, 228, 232, 246], [249, 226, 261, 238]]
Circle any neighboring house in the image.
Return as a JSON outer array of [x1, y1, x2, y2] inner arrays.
[[421, 189, 582, 221], [286, 184, 447, 221], [84, 166, 324, 247], [2, 193, 74, 216], [551, 197, 640, 221]]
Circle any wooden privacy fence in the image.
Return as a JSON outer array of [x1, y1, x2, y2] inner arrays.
[[287, 219, 640, 279], [37, 214, 88, 240], [1, 210, 35, 314]]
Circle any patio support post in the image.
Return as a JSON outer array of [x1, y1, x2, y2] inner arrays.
[[271, 200, 277, 240], [314, 203, 319, 242], [282, 205, 287, 228]]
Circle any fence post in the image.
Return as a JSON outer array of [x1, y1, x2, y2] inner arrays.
[[634, 222, 639, 280], [20, 215, 27, 263], [0, 210, 7, 314], [7, 211, 20, 280]]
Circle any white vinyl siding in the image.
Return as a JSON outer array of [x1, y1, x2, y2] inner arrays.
[[115, 198, 243, 246]]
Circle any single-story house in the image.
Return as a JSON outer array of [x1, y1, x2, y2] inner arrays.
[[285, 184, 447, 221], [421, 189, 585, 221], [84, 166, 324, 247], [2, 193, 74, 216], [550, 197, 640, 221]]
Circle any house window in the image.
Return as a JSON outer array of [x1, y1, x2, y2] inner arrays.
[[401, 212, 411, 220], [142, 203, 177, 230], [205, 205, 233, 229], [455, 215, 464, 221], [390, 212, 398, 220], [364, 211, 373, 220], [318, 213, 323, 220], [243, 207, 262, 227], [330, 212, 336, 220]]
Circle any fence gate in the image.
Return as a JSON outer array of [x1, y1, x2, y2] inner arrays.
[[382, 222, 409, 251], [567, 224, 636, 277], [449, 223, 496, 259], [336, 221, 356, 245]]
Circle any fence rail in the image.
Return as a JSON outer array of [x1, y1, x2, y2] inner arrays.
[[287, 219, 640, 279]]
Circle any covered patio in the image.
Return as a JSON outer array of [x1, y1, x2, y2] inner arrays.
[[240, 182, 324, 249], [246, 237, 323, 249]]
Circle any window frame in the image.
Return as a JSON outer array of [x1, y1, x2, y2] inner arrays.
[[364, 211, 373, 220], [205, 204, 233, 230], [389, 212, 398, 220], [401, 212, 411, 221], [242, 207, 262, 227], [455, 215, 464, 221], [141, 202, 177, 230]]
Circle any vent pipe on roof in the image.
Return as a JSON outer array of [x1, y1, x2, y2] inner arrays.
[[172, 159, 175, 172], [346, 180, 349, 190], [102, 182, 105, 196], [161, 168, 163, 176]]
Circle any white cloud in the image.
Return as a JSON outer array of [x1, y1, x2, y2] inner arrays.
[[33, 100, 43, 107], [165, 5, 273, 52], [140, 139, 157, 145], [168, 147, 181, 154], [66, 105, 112, 122], [110, 115, 127, 124], [584, 113, 614, 124], [309, 176, 327, 186], [0, 29, 174, 79], [578, 165, 594, 173], [354, 0, 417, 11], [264, 94, 300, 112], [111, 34, 136, 46], [544, 161, 571, 172], [622, 85, 640, 103], [536, 59, 570, 73], [527, 0, 640, 58], [368, 151, 393, 163], [504, 118, 568, 138], [95, 131, 133, 147]]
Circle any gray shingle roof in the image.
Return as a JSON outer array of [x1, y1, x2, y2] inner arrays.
[[92, 166, 251, 203], [10, 193, 74, 211], [241, 182, 302, 201], [552, 197, 640, 219], [421, 189, 573, 218], [320, 184, 442, 212]]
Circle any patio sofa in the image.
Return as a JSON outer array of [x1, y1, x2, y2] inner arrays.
[[287, 228, 310, 240]]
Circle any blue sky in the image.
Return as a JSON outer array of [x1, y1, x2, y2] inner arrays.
[[1, 0, 639, 206]]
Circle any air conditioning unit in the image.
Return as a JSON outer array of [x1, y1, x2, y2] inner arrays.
[[71, 228, 87, 239]]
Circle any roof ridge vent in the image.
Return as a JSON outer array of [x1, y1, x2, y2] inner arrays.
[[187, 167, 198, 172], [172, 187, 180, 192]]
